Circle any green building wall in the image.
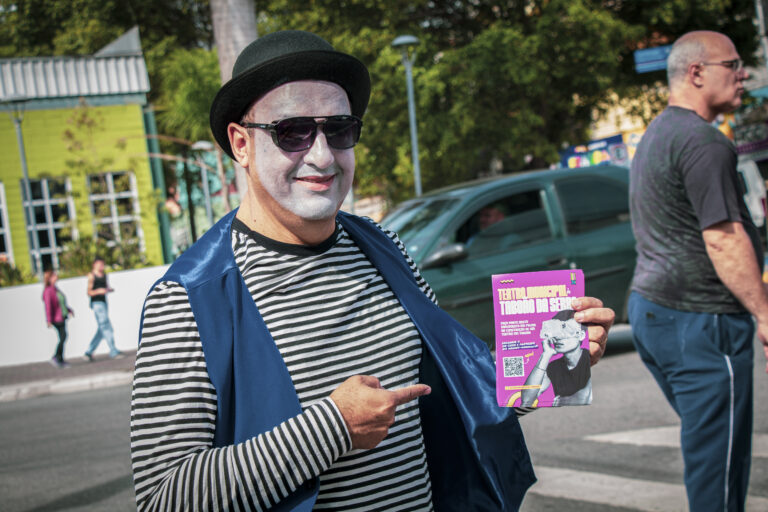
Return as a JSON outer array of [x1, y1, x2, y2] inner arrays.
[[0, 103, 165, 274]]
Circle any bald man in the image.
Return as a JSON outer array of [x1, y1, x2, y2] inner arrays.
[[628, 31, 767, 511]]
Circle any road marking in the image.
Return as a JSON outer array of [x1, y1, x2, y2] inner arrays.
[[529, 466, 768, 512], [584, 425, 768, 458]]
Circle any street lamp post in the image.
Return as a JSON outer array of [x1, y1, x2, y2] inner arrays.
[[2, 98, 42, 275], [392, 35, 422, 197]]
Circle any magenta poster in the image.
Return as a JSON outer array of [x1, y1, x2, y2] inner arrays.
[[493, 269, 592, 408]]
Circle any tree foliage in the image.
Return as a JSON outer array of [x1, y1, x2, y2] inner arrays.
[[0, 0, 212, 55], [58, 235, 146, 278], [254, 0, 759, 202], [0, 0, 760, 204], [155, 46, 221, 142], [0, 259, 34, 287], [0, 0, 214, 106]]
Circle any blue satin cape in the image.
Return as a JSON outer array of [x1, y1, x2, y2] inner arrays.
[[140, 209, 536, 511]]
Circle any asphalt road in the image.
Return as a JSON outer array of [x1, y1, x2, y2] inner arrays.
[[0, 386, 134, 512], [0, 326, 765, 511], [519, 333, 768, 511]]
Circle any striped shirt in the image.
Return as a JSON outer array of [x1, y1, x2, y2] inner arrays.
[[131, 218, 436, 511]]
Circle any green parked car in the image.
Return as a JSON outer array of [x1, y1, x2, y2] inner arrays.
[[380, 165, 636, 348]]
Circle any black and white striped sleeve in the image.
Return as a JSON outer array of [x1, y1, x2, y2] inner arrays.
[[130, 281, 352, 511]]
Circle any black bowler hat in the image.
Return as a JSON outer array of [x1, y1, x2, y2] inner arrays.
[[209, 30, 371, 160]]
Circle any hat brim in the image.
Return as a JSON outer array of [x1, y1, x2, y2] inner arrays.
[[210, 50, 370, 160]]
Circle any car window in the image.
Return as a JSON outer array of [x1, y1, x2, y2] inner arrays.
[[455, 189, 551, 258], [380, 197, 460, 258], [555, 176, 629, 234]]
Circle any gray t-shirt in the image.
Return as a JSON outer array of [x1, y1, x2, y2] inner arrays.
[[630, 106, 762, 313]]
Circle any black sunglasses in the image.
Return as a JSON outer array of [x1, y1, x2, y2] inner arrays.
[[242, 115, 363, 152]]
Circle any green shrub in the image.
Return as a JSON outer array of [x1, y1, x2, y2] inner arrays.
[[0, 260, 36, 287], [58, 236, 149, 278]]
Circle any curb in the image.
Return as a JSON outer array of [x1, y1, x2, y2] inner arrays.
[[0, 371, 134, 403]]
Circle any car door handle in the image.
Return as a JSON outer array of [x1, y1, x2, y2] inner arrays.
[[547, 257, 567, 266]]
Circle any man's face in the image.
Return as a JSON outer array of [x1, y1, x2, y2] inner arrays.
[[700, 36, 747, 115], [242, 81, 355, 224], [478, 206, 505, 230]]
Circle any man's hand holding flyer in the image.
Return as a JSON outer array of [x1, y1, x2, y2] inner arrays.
[[493, 269, 592, 408]]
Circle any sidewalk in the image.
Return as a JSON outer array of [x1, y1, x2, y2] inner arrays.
[[0, 350, 136, 402]]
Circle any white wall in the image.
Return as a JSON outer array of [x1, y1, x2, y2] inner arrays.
[[0, 265, 170, 367]]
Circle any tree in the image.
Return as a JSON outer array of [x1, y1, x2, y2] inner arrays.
[[154, 46, 233, 212], [210, 0, 259, 199], [156, 47, 221, 143], [415, 4, 638, 184], [211, 0, 258, 82]]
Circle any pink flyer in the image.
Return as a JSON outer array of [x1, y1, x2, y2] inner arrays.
[[493, 269, 592, 408]]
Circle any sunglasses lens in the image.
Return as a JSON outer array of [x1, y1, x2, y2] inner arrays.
[[270, 116, 361, 151], [275, 118, 316, 151], [324, 117, 361, 149]]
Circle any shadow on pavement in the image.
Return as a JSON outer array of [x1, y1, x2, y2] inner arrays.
[[22, 474, 133, 512]]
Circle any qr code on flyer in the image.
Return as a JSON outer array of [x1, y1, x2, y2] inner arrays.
[[503, 356, 524, 378]]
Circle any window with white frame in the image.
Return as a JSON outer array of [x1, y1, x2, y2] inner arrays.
[[88, 171, 144, 249], [21, 177, 75, 272], [0, 182, 12, 265]]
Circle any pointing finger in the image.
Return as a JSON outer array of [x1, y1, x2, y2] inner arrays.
[[390, 384, 432, 405]]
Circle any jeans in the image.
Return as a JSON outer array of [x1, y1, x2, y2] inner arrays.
[[87, 301, 119, 357], [628, 292, 753, 512]]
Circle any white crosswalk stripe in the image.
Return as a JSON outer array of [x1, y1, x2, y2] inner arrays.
[[585, 426, 768, 459], [529, 466, 768, 511], [525, 426, 768, 511]]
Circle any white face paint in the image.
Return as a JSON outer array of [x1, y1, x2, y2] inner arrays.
[[245, 81, 355, 222]]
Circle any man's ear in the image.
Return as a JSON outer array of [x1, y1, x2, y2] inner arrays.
[[689, 62, 705, 88], [228, 123, 251, 167]]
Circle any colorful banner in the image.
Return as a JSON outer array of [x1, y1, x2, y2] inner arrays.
[[560, 134, 629, 169]]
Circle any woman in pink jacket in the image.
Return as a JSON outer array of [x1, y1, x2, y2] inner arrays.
[[43, 270, 74, 368]]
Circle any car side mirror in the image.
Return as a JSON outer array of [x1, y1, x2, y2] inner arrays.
[[420, 243, 469, 269]]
